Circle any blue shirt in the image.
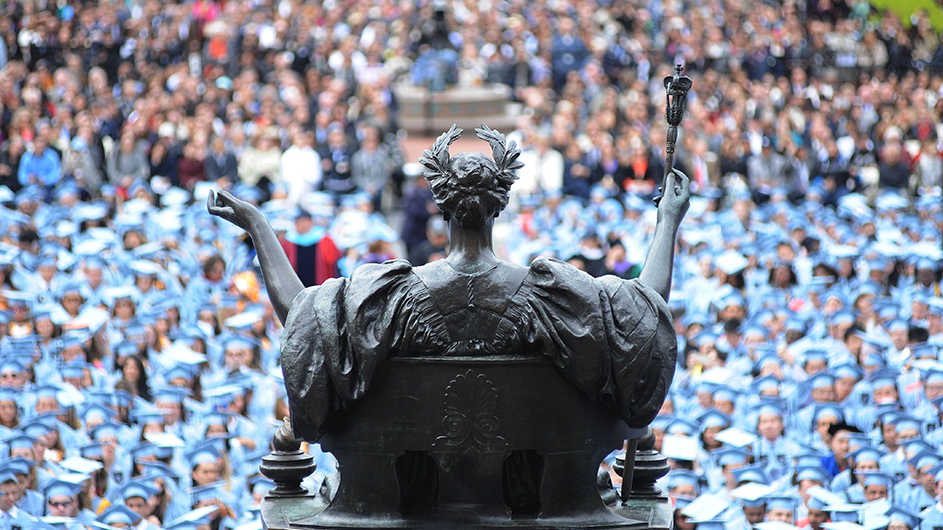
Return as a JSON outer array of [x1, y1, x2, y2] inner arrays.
[[17, 147, 61, 186]]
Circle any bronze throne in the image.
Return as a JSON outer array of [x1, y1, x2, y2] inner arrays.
[[259, 355, 672, 529]]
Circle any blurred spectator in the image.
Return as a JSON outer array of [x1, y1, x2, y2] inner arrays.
[[0, 134, 26, 193], [516, 132, 564, 201], [106, 132, 148, 189], [318, 124, 356, 196], [17, 135, 60, 190], [205, 135, 239, 186], [856, 30, 888, 75], [400, 173, 437, 254], [816, 140, 852, 196], [457, 42, 488, 87], [61, 137, 102, 193], [409, 215, 449, 266], [148, 140, 177, 185], [351, 126, 392, 213], [239, 128, 282, 200], [878, 142, 911, 190], [562, 142, 596, 200], [914, 140, 943, 191], [281, 130, 321, 208], [177, 140, 207, 191], [747, 138, 787, 197], [551, 17, 589, 94], [280, 211, 341, 287]]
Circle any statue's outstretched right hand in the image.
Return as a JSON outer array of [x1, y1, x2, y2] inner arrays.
[[207, 189, 259, 232]]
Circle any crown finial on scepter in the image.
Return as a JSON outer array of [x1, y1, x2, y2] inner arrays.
[[654, 64, 693, 204]]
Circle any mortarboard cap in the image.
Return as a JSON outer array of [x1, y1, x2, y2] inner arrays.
[[890, 413, 923, 437], [152, 385, 192, 405], [801, 348, 828, 365], [44, 478, 83, 499], [661, 433, 699, 461], [755, 398, 786, 418], [710, 446, 751, 468], [118, 479, 160, 501], [715, 250, 749, 276], [846, 445, 884, 465], [732, 464, 770, 485], [696, 409, 732, 431], [96, 504, 142, 526], [79, 442, 103, 460], [831, 361, 863, 381], [884, 505, 921, 528], [867, 367, 899, 389], [911, 343, 939, 361], [805, 485, 845, 509], [763, 494, 798, 514], [135, 461, 181, 485], [794, 466, 828, 484], [714, 427, 758, 448], [5, 432, 39, 451], [58, 456, 103, 475], [0, 469, 17, 485], [2, 457, 35, 476], [143, 432, 187, 450], [0, 358, 26, 376], [906, 449, 940, 471], [164, 505, 220, 529], [857, 470, 893, 489], [824, 504, 862, 523], [90, 421, 124, 441], [665, 468, 700, 490], [807, 372, 835, 390], [812, 402, 844, 425], [750, 375, 782, 395], [730, 481, 773, 508], [185, 439, 223, 467], [930, 460, 943, 483], [189, 481, 227, 505], [249, 474, 276, 495]]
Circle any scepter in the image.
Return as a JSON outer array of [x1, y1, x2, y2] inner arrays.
[[655, 64, 692, 204]]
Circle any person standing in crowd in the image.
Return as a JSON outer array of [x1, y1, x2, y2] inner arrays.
[[17, 135, 60, 194], [238, 127, 283, 202], [280, 210, 341, 288], [351, 126, 392, 213], [205, 135, 239, 186], [281, 130, 322, 208], [106, 131, 148, 191], [878, 142, 911, 190], [318, 123, 357, 196]]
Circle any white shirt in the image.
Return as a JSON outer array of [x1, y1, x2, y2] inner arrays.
[[514, 147, 564, 198], [280, 145, 322, 207]]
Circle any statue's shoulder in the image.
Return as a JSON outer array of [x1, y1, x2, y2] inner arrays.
[[352, 259, 414, 276], [341, 259, 416, 289], [529, 256, 643, 297], [529, 256, 595, 282]]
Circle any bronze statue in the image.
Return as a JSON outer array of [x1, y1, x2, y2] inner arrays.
[[208, 123, 690, 528]]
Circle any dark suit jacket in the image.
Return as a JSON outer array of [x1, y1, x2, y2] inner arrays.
[[205, 152, 239, 182]]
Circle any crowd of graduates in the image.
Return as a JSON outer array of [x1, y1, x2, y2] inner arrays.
[[2, 0, 943, 529]]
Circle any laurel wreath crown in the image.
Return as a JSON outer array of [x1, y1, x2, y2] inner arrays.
[[419, 123, 523, 185]]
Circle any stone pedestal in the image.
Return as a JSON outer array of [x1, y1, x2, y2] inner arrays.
[[392, 83, 520, 136]]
